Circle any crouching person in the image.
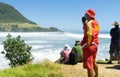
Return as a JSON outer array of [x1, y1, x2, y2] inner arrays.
[[60, 44, 71, 64]]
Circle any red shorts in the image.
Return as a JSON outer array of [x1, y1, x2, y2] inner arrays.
[[83, 45, 98, 69]]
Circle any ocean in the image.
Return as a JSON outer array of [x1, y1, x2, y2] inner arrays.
[[0, 32, 111, 69]]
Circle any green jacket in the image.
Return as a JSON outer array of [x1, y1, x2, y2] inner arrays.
[[73, 45, 83, 62]]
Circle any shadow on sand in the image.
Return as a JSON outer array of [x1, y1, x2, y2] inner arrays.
[[106, 65, 120, 70]]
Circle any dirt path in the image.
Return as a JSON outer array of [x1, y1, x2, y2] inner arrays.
[[61, 61, 120, 77]]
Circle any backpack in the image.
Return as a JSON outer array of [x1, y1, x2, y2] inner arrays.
[[69, 51, 78, 65]]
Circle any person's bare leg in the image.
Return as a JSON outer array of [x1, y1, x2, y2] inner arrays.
[[88, 69, 94, 77], [118, 54, 120, 64], [93, 61, 98, 77], [109, 53, 113, 62]]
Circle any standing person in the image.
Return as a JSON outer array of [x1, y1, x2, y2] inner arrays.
[[80, 9, 100, 77], [107, 21, 120, 64]]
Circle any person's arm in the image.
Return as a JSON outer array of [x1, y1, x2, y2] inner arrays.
[[80, 17, 87, 47], [82, 16, 86, 25], [60, 51, 64, 57], [110, 29, 112, 36]]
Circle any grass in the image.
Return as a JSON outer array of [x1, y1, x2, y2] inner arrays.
[[0, 60, 120, 77], [0, 59, 64, 77]]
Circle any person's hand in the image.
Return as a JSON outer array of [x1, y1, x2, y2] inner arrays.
[[82, 16, 86, 24]]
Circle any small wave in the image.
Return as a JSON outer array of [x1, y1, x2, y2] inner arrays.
[[0, 32, 110, 39], [0, 53, 10, 69], [31, 45, 52, 50], [32, 48, 62, 62], [99, 34, 110, 38], [64, 32, 110, 39], [65, 32, 83, 38], [0, 32, 62, 37], [25, 40, 47, 44], [0, 45, 4, 50]]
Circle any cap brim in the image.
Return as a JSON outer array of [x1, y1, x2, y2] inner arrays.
[[86, 12, 95, 18], [112, 24, 119, 26]]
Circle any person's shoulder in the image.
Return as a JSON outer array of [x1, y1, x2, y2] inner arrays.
[[78, 45, 82, 49], [60, 50, 64, 53], [74, 45, 82, 48], [91, 20, 99, 25], [72, 46, 76, 49], [111, 28, 115, 30]]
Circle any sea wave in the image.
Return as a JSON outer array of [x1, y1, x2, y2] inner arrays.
[[25, 40, 48, 44], [0, 45, 4, 50], [99, 34, 110, 38], [64, 32, 110, 39], [32, 48, 62, 62], [0, 32, 110, 39], [0, 32, 110, 69], [32, 45, 52, 50]]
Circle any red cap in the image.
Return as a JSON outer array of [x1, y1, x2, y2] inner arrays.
[[86, 9, 95, 18]]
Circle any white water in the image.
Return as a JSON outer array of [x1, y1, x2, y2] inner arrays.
[[0, 32, 111, 69]]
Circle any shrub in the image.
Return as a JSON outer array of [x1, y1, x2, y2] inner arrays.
[[3, 34, 33, 67]]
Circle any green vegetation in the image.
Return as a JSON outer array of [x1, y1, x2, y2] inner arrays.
[[0, 60, 120, 77], [0, 23, 61, 32], [0, 60, 64, 77], [0, 2, 35, 24], [0, 2, 61, 32], [3, 34, 33, 67]]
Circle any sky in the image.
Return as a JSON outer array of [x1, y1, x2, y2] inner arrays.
[[0, 0, 120, 33]]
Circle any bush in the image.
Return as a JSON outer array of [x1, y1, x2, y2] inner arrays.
[[3, 34, 33, 67]]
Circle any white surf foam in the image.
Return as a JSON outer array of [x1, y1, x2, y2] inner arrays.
[[0, 32, 111, 69], [32, 48, 62, 62]]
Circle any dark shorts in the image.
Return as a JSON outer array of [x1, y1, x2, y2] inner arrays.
[[109, 44, 120, 54]]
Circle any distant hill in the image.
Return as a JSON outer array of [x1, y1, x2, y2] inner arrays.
[[0, 2, 35, 24], [0, 2, 61, 32]]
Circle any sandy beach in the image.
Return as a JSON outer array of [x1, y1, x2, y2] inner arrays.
[[61, 61, 120, 77]]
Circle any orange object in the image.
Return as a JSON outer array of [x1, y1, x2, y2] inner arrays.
[[80, 19, 100, 69], [83, 45, 97, 69], [86, 9, 95, 18], [81, 20, 100, 47]]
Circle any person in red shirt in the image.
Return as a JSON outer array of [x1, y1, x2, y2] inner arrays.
[[80, 9, 100, 77]]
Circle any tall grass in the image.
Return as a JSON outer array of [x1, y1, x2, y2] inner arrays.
[[0, 59, 64, 77]]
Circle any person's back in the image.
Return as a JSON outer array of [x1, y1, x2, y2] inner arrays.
[[110, 26, 120, 44], [60, 44, 71, 64], [73, 45, 83, 62], [61, 50, 71, 63], [69, 50, 78, 65]]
